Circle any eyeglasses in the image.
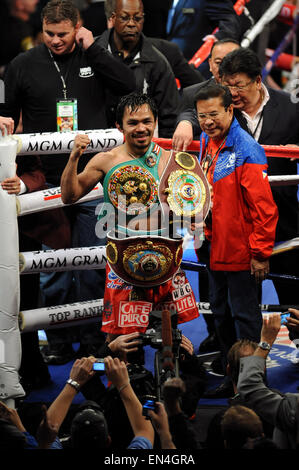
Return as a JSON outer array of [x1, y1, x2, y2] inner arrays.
[[222, 79, 255, 92], [115, 14, 145, 24], [197, 111, 224, 121]]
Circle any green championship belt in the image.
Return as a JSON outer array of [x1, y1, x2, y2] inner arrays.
[[159, 150, 211, 220], [107, 164, 159, 216], [106, 231, 183, 287]]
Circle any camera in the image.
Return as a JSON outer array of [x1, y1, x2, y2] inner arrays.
[[280, 311, 298, 325], [92, 359, 106, 372], [141, 395, 158, 418], [139, 328, 182, 350], [280, 312, 290, 325], [139, 330, 163, 348]]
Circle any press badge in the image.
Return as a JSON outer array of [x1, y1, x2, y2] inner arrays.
[[56, 98, 78, 132], [182, 8, 195, 15]]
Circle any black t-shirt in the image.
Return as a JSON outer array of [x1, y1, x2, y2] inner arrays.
[[0, 16, 35, 67]]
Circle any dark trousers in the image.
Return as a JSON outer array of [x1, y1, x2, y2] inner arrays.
[[196, 239, 215, 335], [207, 269, 262, 367]]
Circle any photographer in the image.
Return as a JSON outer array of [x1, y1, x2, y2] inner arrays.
[[102, 329, 206, 419], [286, 308, 299, 337], [160, 377, 201, 449], [0, 357, 97, 449], [100, 332, 142, 362], [29, 355, 154, 449], [148, 401, 176, 450], [78, 323, 205, 447], [104, 356, 154, 449], [237, 314, 299, 449]]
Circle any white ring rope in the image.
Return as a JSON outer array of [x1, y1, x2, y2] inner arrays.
[[20, 299, 105, 333], [268, 175, 299, 186], [241, 0, 286, 48], [19, 299, 298, 333], [14, 128, 124, 156], [19, 246, 106, 274], [19, 237, 299, 275], [16, 175, 299, 217], [272, 237, 299, 255], [20, 300, 215, 333], [17, 185, 103, 216]]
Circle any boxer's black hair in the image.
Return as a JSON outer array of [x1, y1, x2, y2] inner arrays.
[[116, 92, 158, 128]]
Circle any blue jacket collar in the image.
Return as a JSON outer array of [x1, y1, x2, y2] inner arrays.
[[200, 116, 239, 158]]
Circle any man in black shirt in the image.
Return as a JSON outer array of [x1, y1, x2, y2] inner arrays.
[[96, 0, 180, 138], [103, 0, 205, 89], [0, 0, 39, 74]]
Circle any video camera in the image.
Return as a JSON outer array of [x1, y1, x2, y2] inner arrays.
[[139, 328, 182, 351], [138, 310, 182, 401], [139, 309, 181, 348]]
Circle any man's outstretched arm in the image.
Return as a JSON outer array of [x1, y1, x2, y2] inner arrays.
[[104, 356, 154, 446], [61, 134, 104, 204], [238, 314, 298, 431]]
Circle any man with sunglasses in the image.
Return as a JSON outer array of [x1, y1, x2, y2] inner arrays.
[[96, 0, 180, 138]]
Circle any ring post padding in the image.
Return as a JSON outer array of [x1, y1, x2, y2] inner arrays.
[[12, 135, 22, 155], [0, 132, 25, 402]]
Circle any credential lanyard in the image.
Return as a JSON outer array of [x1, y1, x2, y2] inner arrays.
[[48, 48, 74, 99], [252, 109, 264, 140], [202, 137, 226, 177]]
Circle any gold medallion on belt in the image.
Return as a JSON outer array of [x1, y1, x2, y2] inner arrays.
[[107, 164, 158, 215], [159, 151, 211, 220], [106, 232, 183, 287]]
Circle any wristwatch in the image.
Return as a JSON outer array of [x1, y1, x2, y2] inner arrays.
[[258, 341, 271, 351], [66, 378, 80, 391]]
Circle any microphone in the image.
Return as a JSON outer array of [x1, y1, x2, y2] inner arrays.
[[161, 309, 174, 371]]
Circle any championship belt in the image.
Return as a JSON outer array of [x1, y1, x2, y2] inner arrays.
[[106, 231, 183, 287], [159, 150, 211, 221], [107, 164, 158, 216]]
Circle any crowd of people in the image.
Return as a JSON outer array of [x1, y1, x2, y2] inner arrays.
[[0, 0, 298, 451]]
